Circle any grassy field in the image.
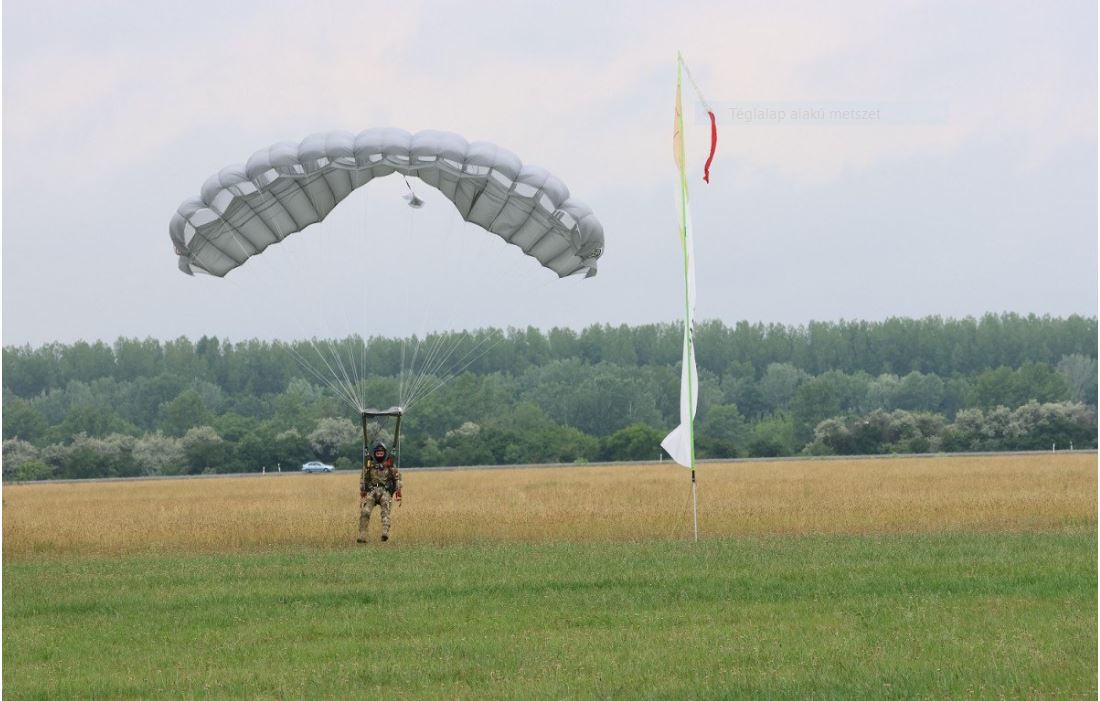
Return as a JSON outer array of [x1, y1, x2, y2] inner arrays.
[[3, 453, 1095, 556], [3, 454, 1096, 699]]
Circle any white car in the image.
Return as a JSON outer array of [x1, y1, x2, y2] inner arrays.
[[301, 461, 335, 473]]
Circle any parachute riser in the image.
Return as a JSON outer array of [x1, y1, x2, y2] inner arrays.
[[361, 407, 404, 469]]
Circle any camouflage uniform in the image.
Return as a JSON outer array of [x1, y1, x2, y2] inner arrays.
[[358, 458, 402, 541]]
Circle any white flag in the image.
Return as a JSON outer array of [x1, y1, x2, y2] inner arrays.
[[661, 203, 698, 468], [661, 61, 700, 469]]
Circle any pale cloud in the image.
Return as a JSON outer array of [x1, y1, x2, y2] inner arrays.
[[7, 1, 1091, 189], [2, 0, 1095, 345]]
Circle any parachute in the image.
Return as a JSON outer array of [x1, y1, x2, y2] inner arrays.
[[169, 128, 604, 279]]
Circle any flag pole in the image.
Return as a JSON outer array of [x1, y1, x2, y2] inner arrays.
[[663, 51, 713, 544], [676, 53, 698, 542]]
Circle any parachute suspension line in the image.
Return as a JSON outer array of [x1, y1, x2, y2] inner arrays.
[[404, 333, 456, 408], [360, 183, 375, 411], [294, 183, 375, 415], [285, 342, 360, 413], [400, 334, 433, 407], [299, 337, 364, 413], [403, 332, 474, 409], [255, 174, 566, 418], [402, 331, 452, 409], [336, 338, 366, 412], [402, 326, 496, 411], [399, 336, 408, 411], [313, 326, 360, 410], [400, 328, 474, 410], [288, 192, 366, 414], [402, 332, 428, 410], [398, 185, 419, 409], [319, 213, 374, 412], [402, 329, 510, 410], [202, 267, 359, 413], [394, 203, 474, 411], [401, 208, 564, 410], [414, 332, 502, 409], [309, 193, 365, 413]]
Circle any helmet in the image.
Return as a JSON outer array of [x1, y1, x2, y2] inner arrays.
[[371, 443, 389, 464]]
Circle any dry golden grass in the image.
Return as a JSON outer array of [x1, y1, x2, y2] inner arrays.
[[3, 453, 1095, 558]]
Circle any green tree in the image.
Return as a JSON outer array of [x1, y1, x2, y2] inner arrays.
[[44, 433, 139, 479], [49, 405, 138, 442], [133, 432, 186, 476], [971, 363, 1068, 409], [439, 422, 496, 466], [3, 344, 59, 395], [272, 379, 326, 432], [600, 423, 665, 461], [522, 361, 662, 436], [1005, 402, 1096, 450], [3, 399, 48, 443], [698, 403, 748, 458], [748, 414, 795, 457], [273, 429, 313, 469], [893, 372, 945, 411], [181, 426, 231, 473], [113, 338, 163, 380], [757, 363, 808, 413], [533, 424, 599, 463], [3, 438, 45, 480], [59, 340, 116, 384], [790, 377, 844, 446], [234, 425, 280, 472], [158, 390, 213, 437], [213, 412, 260, 442], [1057, 354, 1098, 406], [309, 417, 360, 463]]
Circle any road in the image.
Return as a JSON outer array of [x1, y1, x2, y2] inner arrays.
[[6, 450, 1093, 485]]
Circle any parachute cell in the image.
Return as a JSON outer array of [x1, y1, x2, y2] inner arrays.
[[169, 129, 604, 278]]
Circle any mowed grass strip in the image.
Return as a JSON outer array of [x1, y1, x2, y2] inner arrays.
[[3, 531, 1095, 700], [3, 454, 1095, 557]]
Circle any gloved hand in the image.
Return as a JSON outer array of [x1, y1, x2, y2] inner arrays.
[[394, 489, 402, 502], [360, 490, 367, 499]]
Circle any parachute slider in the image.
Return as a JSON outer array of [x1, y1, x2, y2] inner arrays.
[[362, 407, 404, 460], [402, 176, 424, 209], [362, 407, 404, 418]]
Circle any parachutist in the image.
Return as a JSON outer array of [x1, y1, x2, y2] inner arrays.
[[359, 408, 404, 542], [359, 442, 403, 542]]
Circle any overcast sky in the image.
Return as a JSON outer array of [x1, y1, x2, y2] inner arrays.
[[3, 0, 1096, 347]]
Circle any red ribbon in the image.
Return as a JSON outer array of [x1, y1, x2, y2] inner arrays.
[[703, 110, 717, 183]]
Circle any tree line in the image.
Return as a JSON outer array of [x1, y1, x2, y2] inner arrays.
[[3, 314, 1096, 480]]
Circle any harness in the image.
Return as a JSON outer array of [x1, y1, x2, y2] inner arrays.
[[364, 463, 397, 494]]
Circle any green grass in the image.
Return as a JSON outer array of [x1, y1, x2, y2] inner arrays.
[[4, 530, 1096, 700]]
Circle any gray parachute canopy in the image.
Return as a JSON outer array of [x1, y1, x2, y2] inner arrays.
[[170, 129, 604, 278]]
